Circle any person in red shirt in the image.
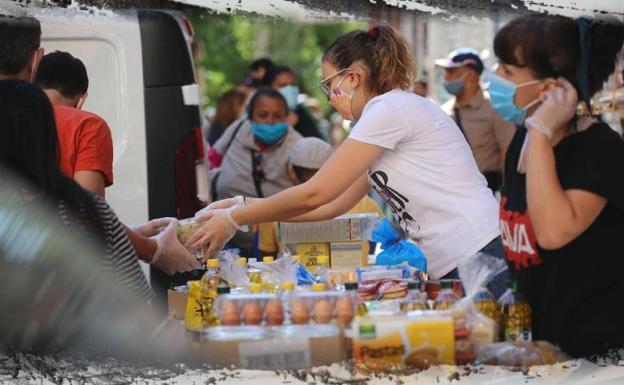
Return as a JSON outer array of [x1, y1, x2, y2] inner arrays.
[[35, 51, 112, 197]]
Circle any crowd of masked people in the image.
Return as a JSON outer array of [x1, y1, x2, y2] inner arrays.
[[2, 11, 624, 360]]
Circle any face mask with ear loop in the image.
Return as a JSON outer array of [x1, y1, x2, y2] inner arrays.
[[329, 72, 356, 121], [487, 72, 543, 125]]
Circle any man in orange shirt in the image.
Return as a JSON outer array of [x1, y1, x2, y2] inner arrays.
[[35, 51, 113, 197]]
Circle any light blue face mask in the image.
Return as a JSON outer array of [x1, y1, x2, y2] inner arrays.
[[279, 85, 299, 110], [487, 72, 542, 125], [443, 72, 468, 96], [250, 121, 289, 146]]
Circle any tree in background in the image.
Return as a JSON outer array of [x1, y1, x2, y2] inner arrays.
[[188, 10, 366, 116]]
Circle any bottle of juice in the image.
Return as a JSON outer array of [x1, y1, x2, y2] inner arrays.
[[474, 287, 502, 330], [200, 258, 221, 327], [345, 282, 367, 317], [498, 281, 532, 342], [401, 281, 428, 312], [184, 280, 203, 331], [433, 280, 459, 310]]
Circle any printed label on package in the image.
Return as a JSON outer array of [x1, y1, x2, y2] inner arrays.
[[239, 338, 312, 370]]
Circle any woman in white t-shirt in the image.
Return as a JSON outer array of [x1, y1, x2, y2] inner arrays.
[[187, 25, 509, 296]]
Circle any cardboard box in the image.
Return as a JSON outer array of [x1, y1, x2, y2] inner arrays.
[[353, 313, 455, 371], [279, 213, 376, 243], [193, 329, 347, 369], [330, 241, 368, 269], [168, 289, 188, 319], [292, 243, 330, 272]]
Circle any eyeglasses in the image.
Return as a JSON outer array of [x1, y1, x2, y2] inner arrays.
[[319, 68, 350, 96]]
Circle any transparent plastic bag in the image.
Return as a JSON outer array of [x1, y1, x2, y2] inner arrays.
[[265, 251, 298, 287], [218, 249, 249, 287], [476, 341, 568, 367]]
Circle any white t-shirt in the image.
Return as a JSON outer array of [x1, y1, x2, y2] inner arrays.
[[349, 89, 500, 278]]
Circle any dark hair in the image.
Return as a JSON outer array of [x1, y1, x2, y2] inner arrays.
[[250, 58, 275, 72], [263, 65, 295, 88], [494, 15, 624, 99], [0, 16, 41, 75], [35, 51, 89, 99], [0, 80, 104, 239], [213, 89, 246, 128], [292, 165, 317, 182], [323, 25, 415, 95], [247, 87, 289, 118]]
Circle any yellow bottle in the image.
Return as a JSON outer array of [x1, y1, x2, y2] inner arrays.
[[184, 281, 203, 331], [200, 258, 221, 327]]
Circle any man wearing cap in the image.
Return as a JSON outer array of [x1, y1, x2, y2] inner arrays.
[[258, 137, 383, 257], [436, 48, 516, 192]]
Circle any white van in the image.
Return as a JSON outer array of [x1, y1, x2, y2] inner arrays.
[[25, 7, 208, 313]]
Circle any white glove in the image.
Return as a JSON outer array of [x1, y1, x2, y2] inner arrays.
[[195, 195, 260, 221], [151, 220, 202, 275], [185, 206, 248, 261], [130, 217, 174, 238], [526, 77, 578, 139]]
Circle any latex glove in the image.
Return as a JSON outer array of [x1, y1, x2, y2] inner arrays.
[[195, 196, 260, 221], [526, 77, 578, 139], [130, 217, 174, 238], [152, 220, 202, 275], [186, 207, 248, 261]]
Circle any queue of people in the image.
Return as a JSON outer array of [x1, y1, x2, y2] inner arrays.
[[2, 11, 624, 360]]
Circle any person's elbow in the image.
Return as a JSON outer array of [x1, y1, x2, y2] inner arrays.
[[535, 228, 573, 250], [299, 183, 335, 212]]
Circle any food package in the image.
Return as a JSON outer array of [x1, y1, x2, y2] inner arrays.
[[372, 219, 427, 271], [278, 213, 379, 244], [476, 341, 568, 367], [324, 270, 358, 290], [289, 291, 354, 326], [330, 241, 368, 269], [176, 217, 208, 260], [444, 252, 509, 365], [215, 293, 284, 326], [352, 312, 455, 372], [356, 265, 424, 301], [291, 243, 330, 272], [217, 249, 249, 287]]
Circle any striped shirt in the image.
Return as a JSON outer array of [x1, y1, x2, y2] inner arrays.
[[58, 195, 153, 303]]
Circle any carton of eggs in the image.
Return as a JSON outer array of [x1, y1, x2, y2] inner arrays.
[[289, 291, 354, 326]]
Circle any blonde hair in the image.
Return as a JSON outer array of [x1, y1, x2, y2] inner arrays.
[[323, 25, 416, 95]]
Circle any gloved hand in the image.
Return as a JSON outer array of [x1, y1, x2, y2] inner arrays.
[[526, 77, 578, 139], [186, 207, 249, 261], [195, 196, 260, 221], [151, 220, 202, 275], [130, 217, 174, 237]]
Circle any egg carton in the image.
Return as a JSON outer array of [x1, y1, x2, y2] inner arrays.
[[215, 293, 284, 327], [289, 291, 355, 326]]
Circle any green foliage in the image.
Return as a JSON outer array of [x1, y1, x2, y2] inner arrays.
[[187, 10, 366, 115]]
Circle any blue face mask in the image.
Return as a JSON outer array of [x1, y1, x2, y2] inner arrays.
[[487, 72, 542, 125], [250, 122, 289, 146], [443, 80, 465, 96], [279, 85, 299, 110]]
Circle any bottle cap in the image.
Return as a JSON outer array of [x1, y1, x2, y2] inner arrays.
[[248, 283, 263, 293], [239, 257, 247, 266], [441, 280, 453, 289], [217, 286, 230, 295], [248, 258, 258, 264], [407, 281, 421, 290], [345, 282, 358, 291], [263, 256, 275, 263], [311, 283, 326, 292], [207, 259, 219, 268], [317, 255, 329, 265], [188, 280, 201, 292], [280, 282, 295, 291]]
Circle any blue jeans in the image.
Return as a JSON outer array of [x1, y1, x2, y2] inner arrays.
[[441, 236, 509, 299]]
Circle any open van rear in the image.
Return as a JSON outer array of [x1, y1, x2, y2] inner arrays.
[[37, 8, 206, 314]]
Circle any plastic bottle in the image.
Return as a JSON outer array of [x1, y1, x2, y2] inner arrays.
[[280, 281, 295, 323], [312, 255, 330, 283], [401, 281, 428, 312], [200, 258, 221, 327], [498, 281, 532, 342], [433, 280, 460, 310], [184, 280, 203, 331], [247, 258, 262, 284], [345, 282, 367, 318]]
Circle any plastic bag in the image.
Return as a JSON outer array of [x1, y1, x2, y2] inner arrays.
[[372, 219, 427, 272], [476, 341, 568, 367], [447, 252, 510, 364], [265, 251, 298, 287], [217, 249, 249, 287]]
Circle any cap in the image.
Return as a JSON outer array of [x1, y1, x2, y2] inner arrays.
[[407, 281, 421, 290], [345, 282, 358, 291], [281, 281, 295, 291], [435, 48, 484, 74], [263, 256, 274, 263], [217, 286, 231, 295], [248, 283, 263, 293], [207, 259, 219, 269], [317, 255, 329, 265], [289, 137, 333, 169], [239, 257, 247, 266], [311, 283, 326, 292], [441, 280, 453, 289]]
